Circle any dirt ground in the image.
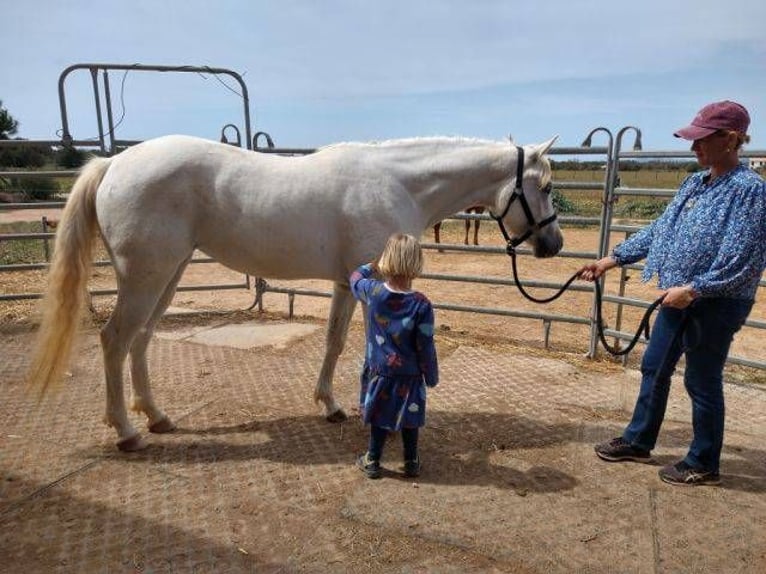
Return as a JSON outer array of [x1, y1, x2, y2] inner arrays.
[[1, 214, 765, 572]]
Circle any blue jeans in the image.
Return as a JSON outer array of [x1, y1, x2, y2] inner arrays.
[[623, 297, 753, 473]]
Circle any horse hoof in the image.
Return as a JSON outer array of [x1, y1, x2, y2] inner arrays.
[[117, 433, 148, 452], [326, 409, 348, 423], [149, 416, 176, 434]]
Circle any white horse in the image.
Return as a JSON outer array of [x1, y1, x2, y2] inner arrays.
[[27, 134, 563, 451]]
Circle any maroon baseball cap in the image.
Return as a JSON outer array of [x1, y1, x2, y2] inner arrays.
[[673, 100, 750, 140]]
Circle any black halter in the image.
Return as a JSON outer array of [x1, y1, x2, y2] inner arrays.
[[489, 145, 557, 254]]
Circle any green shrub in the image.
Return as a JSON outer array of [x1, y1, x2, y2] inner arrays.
[[9, 176, 60, 200], [552, 189, 577, 214], [55, 146, 87, 168]]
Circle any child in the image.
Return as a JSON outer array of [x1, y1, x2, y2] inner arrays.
[[349, 233, 439, 479]]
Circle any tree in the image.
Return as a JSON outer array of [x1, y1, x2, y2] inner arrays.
[[0, 100, 19, 140], [0, 100, 59, 200]]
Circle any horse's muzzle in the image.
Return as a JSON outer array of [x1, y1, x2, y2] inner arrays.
[[533, 229, 564, 258]]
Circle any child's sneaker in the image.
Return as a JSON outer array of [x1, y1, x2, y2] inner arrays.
[[403, 457, 421, 478], [356, 452, 381, 479]]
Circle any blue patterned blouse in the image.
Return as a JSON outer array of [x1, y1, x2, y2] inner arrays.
[[612, 164, 766, 300], [350, 264, 439, 430]]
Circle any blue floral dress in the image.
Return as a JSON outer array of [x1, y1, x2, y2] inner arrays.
[[349, 264, 439, 430]]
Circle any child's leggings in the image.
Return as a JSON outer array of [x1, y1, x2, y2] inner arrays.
[[369, 425, 419, 461]]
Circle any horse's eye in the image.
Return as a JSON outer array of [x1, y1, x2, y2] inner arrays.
[[541, 182, 553, 195]]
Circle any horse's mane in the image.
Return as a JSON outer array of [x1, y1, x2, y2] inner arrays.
[[318, 136, 502, 151], [317, 135, 552, 188]]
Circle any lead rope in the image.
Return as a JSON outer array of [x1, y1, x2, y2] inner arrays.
[[504, 242, 664, 356]]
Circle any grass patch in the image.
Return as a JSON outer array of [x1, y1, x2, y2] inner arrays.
[[553, 169, 681, 219], [0, 221, 53, 265]]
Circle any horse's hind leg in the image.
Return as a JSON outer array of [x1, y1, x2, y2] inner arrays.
[[101, 298, 156, 451], [314, 282, 357, 422], [101, 266, 183, 451], [128, 259, 190, 434]]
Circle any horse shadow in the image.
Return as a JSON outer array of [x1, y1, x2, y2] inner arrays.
[[100, 410, 583, 494], [98, 410, 766, 494]]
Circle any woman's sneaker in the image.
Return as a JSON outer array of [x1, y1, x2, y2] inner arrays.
[[356, 452, 382, 479], [403, 458, 421, 478], [659, 460, 720, 486], [594, 437, 652, 462]]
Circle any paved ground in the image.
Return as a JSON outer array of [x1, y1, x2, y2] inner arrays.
[[1, 314, 765, 573]]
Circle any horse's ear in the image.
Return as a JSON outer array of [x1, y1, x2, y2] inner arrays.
[[530, 135, 558, 160]]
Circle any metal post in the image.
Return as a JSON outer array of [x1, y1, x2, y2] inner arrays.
[[41, 216, 51, 261], [102, 69, 117, 155], [580, 127, 613, 358], [605, 127, 642, 357], [542, 319, 551, 349], [89, 67, 107, 154]]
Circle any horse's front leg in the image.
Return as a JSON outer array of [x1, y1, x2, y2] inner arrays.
[[314, 282, 357, 422]]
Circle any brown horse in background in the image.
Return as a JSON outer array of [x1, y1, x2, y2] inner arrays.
[[433, 205, 486, 247]]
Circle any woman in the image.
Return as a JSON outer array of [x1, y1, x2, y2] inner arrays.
[[580, 100, 766, 486]]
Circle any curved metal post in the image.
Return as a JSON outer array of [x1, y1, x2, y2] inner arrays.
[[220, 123, 242, 147], [253, 131, 275, 150], [580, 127, 614, 359], [603, 126, 642, 355]]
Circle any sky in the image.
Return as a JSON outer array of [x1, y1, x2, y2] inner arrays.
[[3, 0, 766, 154]]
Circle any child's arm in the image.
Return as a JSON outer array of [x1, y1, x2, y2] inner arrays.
[[349, 262, 378, 303], [415, 301, 439, 388]]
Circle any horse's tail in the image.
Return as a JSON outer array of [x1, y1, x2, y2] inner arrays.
[[26, 156, 112, 398]]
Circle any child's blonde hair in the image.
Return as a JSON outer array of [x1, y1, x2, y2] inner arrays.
[[377, 233, 423, 279]]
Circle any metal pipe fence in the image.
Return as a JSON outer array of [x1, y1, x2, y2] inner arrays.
[[1, 135, 764, 371]]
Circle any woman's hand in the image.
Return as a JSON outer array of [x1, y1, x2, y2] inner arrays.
[[661, 285, 698, 309], [578, 256, 618, 281]]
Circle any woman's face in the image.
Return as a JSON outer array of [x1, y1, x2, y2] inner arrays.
[[691, 130, 735, 167]]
